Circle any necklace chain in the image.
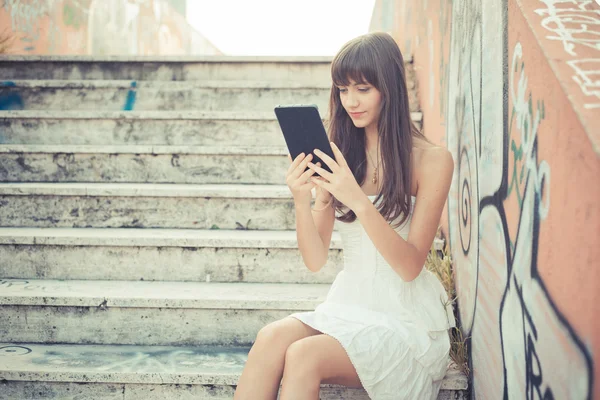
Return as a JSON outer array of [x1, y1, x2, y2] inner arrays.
[[366, 141, 380, 185]]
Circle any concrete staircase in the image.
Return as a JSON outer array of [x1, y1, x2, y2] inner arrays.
[[0, 56, 467, 399]]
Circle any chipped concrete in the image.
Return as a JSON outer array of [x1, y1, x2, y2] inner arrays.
[[0, 111, 287, 146], [0, 193, 296, 230], [0, 244, 342, 283], [0, 81, 330, 112], [0, 79, 420, 112], [1, 305, 298, 346], [0, 279, 327, 309], [0, 342, 467, 399], [0, 148, 290, 185], [0, 182, 291, 198], [0, 110, 422, 146], [0, 279, 326, 345], [0, 227, 344, 283], [0, 57, 334, 84], [0, 227, 343, 248]]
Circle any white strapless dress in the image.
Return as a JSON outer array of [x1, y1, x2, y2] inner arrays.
[[289, 195, 456, 400]]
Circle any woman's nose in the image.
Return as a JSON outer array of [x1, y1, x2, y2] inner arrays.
[[345, 92, 359, 108]]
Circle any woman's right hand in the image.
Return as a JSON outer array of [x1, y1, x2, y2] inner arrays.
[[286, 153, 320, 207]]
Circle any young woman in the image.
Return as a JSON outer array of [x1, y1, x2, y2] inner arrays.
[[234, 32, 456, 400]]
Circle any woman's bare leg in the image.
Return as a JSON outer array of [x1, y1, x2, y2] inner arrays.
[[234, 317, 321, 400]]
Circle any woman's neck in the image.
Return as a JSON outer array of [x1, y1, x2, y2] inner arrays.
[[365, 124, 379, 150]]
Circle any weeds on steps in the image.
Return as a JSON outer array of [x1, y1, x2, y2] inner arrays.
[[425, 232, 471, 377]]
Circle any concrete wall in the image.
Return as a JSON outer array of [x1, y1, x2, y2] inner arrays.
[[0, 0, 221, 55], [371, 0, 599, 398]]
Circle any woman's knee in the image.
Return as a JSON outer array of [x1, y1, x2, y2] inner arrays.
[[255, 317, 317, 351], [283, 339, 320, 380]]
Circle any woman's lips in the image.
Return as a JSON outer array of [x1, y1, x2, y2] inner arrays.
[[349, 112, 365, 118]]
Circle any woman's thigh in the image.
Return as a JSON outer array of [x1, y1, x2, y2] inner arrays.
[[285, 334, 363, 388], [255, 316, 322, 350]]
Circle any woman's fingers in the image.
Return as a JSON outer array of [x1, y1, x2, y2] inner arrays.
[[315, 151, 335, 169], [298, 180, 317, 191], [298, 162, 320, 182], [307, 161, 333, 181], [288, 156, 318, 186], [288, 153, 304, 174], [287, 153, 310, 177], [286, 154, 298, 176], [292, 153, 313, 177], [329, 142, 349, 169]]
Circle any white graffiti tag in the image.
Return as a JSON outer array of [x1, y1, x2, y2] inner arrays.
[[498, 42, 591, 400], [568, 58, 600, 108], [535, 0, 600, 55], [535, 0, 600, 109]]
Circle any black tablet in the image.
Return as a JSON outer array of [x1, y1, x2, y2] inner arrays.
[[274, 104, 335, 173]]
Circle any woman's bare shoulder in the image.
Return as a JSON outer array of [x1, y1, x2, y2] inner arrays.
[[414, 145, 454, 194]]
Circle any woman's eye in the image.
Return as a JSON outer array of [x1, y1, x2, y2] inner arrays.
[[358, 87, 370, 92], [338, 88, 348, 93]]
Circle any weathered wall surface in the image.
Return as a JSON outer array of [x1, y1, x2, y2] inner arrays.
[[0, 0, 221, 55], [371, 0, 599, 398]]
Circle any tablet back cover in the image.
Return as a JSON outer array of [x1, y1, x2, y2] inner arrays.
[[274, 105, 334, 172]]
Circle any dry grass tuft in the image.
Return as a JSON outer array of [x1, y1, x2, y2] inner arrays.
[[425, 231, 471, 376]]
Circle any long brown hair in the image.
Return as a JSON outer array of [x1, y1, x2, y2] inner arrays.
[[327, 32, 429, 228]]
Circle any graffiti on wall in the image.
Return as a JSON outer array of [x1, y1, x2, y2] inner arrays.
[[436, 0, 452, 122], [1, 0, 53, 51], [535, 0, 600, 109], [498, 42, 592, 399], [0, 0, 220, 55], [446, 0, 594, 397], [87, 0, 194, 55]]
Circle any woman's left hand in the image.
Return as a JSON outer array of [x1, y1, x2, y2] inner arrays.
[[307, 142, 368, 211]]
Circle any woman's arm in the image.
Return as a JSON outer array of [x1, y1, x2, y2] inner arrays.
[[352, 148, 454, 282], [286, 153, 335, 273], [295, 195, 335, 272], [306, 143, 454, 281]]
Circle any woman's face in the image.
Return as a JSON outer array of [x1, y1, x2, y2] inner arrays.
[[337, 79, 382, 132]]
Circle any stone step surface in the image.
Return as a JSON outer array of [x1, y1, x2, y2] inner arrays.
[[0, 183, 438, 232], [0, 56, 335, 84], [0, 228, 344, 284], [0, 183, 296, 230], [0, 110, 422, 146], [0, 80, 330, 112], [0, 279, 325, 346], [0, 342, 467, 399], [0, 226, 442, 280], [0, 224, 442, 283], [0, 55, 465, 397], [0, 145, 290, 185]]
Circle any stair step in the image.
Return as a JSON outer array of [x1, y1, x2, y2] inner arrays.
[[0, 145, 290, 184], [0, 228, 344, 283], [1, 80, 333, 89], [0, 342, 467, 399], [0, 226, 442, 283], [0, 279, 326, 346], [0, 227, 342, 248], [0, 80, 330, 112], [0, 183, 296, 230], [0, 110, 422, 146], [0, 279, 326, 309], [0, 55, 334, 84], [0, 182, 441, 233]]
